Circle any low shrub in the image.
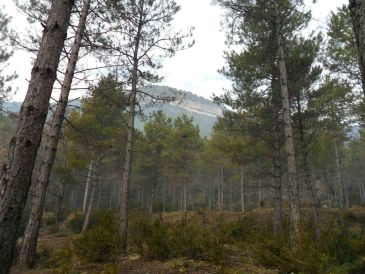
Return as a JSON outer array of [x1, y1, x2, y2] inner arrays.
[[68, 212, 85, 233], [73, 211, 119, 263], [73, 226, 118, 263], [129, 213, 226, 264]]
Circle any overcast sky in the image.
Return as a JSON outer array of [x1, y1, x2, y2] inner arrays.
[[4, 0, 348, 101]]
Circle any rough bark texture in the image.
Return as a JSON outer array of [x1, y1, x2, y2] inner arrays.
[[0, 1, 73, 272], [349, 0, 365, 96], [18, 0, 90, 266], [274, 1, 300, 238]]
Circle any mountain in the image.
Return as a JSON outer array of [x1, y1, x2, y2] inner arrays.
[[137, 86, 223, 137], [2, 86, 223, 137]]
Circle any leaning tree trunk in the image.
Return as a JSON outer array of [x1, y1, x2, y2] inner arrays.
[[0, 1, 73, 272], [82, 158, 101, 232], [274, 1, 300, 238], [18, 1, 90, 266], [83, 160, 94, 213], [349, 0, 365, 96]]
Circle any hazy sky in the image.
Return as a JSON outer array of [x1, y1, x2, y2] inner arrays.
[[4, 0, 348, 101]]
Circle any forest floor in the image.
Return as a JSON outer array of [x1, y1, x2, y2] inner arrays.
[[10, 208, 365, 274]]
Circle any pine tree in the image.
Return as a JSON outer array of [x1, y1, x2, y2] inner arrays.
[[0, 1, 74, 272], [0, 9, 16, 110], [18, 0, 91, 266]]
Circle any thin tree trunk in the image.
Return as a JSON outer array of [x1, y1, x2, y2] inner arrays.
[[70, 188, 75, 210], [240, 166, 245, 213], [273, 127, 282, 233], [359, 183, 364, 205], [57, 180, 65, 222], [118, 61, 138, 253], [149, 186, 155, 215], [96, 181, 102, 209], [82, 159, 101, 233], [209, 172, 212, 210], [334, 135, 346, 210], [349, 0, 365, 96], [83, 160, 94, 213], [296, 98, 320, 239], [0, 1, 74, 271], [163, 178, 167, 213], [82, 183, 96, 233], [183, 177, 187, 213], [323, 168, 332, 208], [258, 176, 263, 208], [274, 1, 300, 238]]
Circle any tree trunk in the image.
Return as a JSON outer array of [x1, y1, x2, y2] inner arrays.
[[83, 160, 94, 213], [0, 1, 73, 271], [118, 53, 139, 253], [183, 177, 187, 213], [18, 1, 90, 266], [274, 1, 300, 238], [82, 182, 96, 233], [273, 127, 282, 233], [209, 172, 212, 210], [240, 166, 245, 213], [296, 97, 320, 239], [349, 0, 365, 96], [82, 159, 101, 233], [334, 135, 346, 210], [57, 180, 65, 223]]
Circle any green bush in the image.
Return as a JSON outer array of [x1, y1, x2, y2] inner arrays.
[[68, 212, 85, 233], [49, 245, 74, 274], [73, 226, 118, 263], [129, 213, 226, 264], [43, 213, 57, 227], [249, 221, 365, 274], [68, 209, 115, 234]]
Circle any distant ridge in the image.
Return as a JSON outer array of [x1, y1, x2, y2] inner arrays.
[[3, 85, 223, 137]]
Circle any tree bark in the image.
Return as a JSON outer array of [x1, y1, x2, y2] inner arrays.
[[296, 97, 320, 239], [83, 160, 94, 213], [82, 183, 95, 233], [18, 1, 90, 266], [0, 1, 74, 271], [274, 0, 300, 238], [118, 47, 139, 254], [82, 159, 101, 233], [273, 127, 282, 233], [334, 134, 346, 210], [57, 180, 65, 223], [240, 166, 245, 213], [349, 0, 365, 96]]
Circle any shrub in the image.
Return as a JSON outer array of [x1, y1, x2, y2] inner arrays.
[[49, 245, 74, 274], [73, 226, 118, 263], [43, 213, 57, 227], [129, 213, 226, 264], [68, 212, 85, 233]]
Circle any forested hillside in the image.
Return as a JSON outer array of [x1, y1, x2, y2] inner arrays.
[[2, 0, 365, 274], [3, 85, 223, 137]]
